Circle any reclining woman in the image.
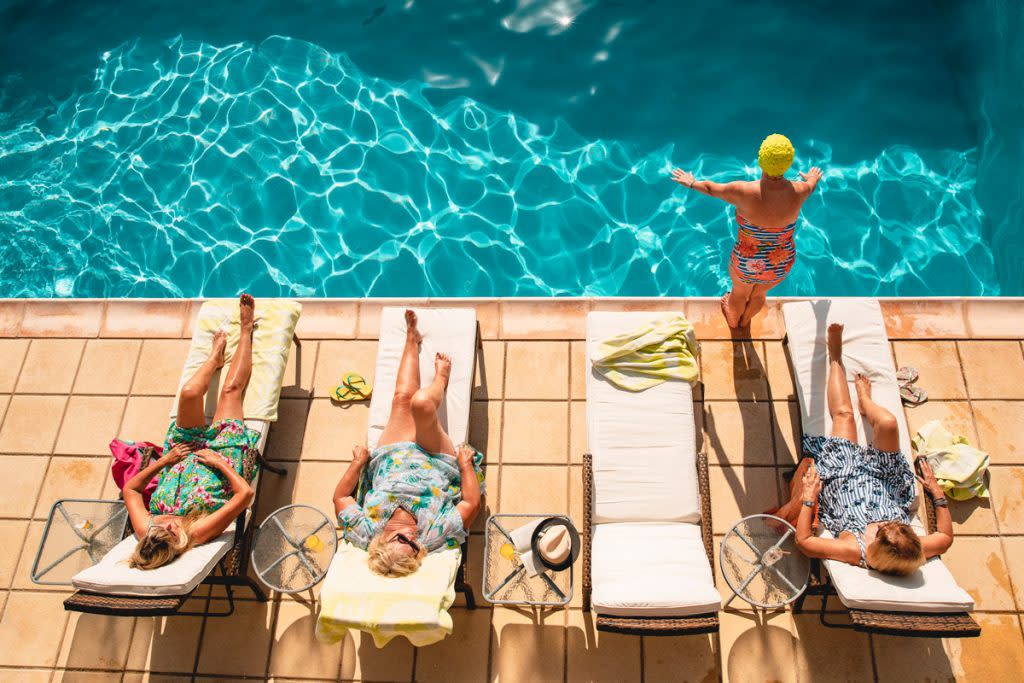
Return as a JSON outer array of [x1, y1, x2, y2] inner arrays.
[[333, 310, 484, 578], [775, 323, 953, 576], [122, 294, 261, 570]]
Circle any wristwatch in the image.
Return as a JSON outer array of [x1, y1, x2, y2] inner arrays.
[[932, 497, 948, 508], [801, 500, 815, 508]]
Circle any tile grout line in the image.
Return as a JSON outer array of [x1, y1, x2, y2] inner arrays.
[[97, 301, 110, 340], [114, 341, 147, 445], [261, 597, 282, 680], [3, 339, 87, 629], [955, 340, 1024, 621], [956, 341, 1024, 635], [0, 339, 33, 434], [564, 341, 573, 530], [866, 631, 880, 683]]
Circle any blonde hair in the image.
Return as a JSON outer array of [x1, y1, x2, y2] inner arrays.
[[367, 534, 426, 578], [866, 522, 926, 576], [128, 514, 199, 571]]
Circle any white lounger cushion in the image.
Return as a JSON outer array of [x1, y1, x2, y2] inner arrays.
[[591, 522, 720, 617], [823, 542, 973, 612], [586, 312, 699, 523], [782, 298, 911, 455], [72, 523, 235, 597], [71, 421, 267, 598], [367, 308, 476, 449], [783, 298, 973, 613]]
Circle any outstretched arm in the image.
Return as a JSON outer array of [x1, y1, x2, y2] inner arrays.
[[455, 444, 481, 528], [797, 167, 823, 195], [916, 459, 954, 557], [671, 169, 746, 205], [333, 445, 370, 516]]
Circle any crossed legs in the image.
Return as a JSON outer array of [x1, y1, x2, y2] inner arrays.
[[377, 310, 456, 456], [175, 294, 255, 429], [826, 323, 900, 452]]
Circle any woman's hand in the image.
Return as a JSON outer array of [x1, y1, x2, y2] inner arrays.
[[801, 462, 822, 503], [916, 458, 944, 498], [799, 167, 823, 183], [671, 168, 696, 188], [195, 449, 227, 470], [353, 445, 370, 466], [456, 444, 476, 469], [162, 442, 196, 465]]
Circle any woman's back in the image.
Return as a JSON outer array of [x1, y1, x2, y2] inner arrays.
[[733, 178, 810, 228]]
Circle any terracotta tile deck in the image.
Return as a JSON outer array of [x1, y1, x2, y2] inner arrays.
[[0, 298, 1022, 682]]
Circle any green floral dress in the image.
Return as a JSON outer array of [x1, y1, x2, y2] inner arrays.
[[148, 419, 261, 516], [338, 442, 485, 553]]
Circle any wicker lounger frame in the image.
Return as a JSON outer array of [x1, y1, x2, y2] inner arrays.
[[63, 448, 287, 618], [64, 334, 309, 618], [792, 490, 980, 638], [582, 450, 719, 636], [780, 333, 980, 638]]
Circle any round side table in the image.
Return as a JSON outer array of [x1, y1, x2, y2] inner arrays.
[[251, 504, 337, 594], [720, 513, 809, 609]]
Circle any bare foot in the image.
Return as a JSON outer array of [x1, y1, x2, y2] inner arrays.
[[827, 323, 844, 362], [854, 372, 872, 414], [720, 292, 740, 329], [210, 330, 227, 368], [405, 309, 423, 344], [434, 352, 452, 389], [239, 293, 255, 332]]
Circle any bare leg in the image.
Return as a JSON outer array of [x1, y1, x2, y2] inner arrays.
[[213, 294, 255, 422], [827, 323, 858, 443], [738, 284, 770, 327], [176, 331, 226, 429], [723, 268, 756, 329], [410, 353, 455, 456], [378, 310, 422, 447], [854, 373, 901, 452]]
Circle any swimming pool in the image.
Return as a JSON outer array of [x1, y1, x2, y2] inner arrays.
[[0, 1, 1020, 297]]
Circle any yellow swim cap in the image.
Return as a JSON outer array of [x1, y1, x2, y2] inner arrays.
[[758, 133, 795, 177]]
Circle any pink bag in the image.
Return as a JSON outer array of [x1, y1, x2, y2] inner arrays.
[[109, 439, 162, 507]]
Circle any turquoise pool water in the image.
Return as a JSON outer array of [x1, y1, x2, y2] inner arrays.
[[0, 1, 1019, 297]]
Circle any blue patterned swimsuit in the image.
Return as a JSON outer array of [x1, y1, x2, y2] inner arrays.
[[802, 434, 916, 537], [338, 442, 486, 553]]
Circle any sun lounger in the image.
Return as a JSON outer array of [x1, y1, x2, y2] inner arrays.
[[316, 307, 478, 647], [783, 298, 979, 637], [582, 311, 720, 635], [63, 300, 302, 617]]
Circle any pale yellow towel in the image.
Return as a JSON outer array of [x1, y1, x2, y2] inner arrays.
[[172, 299, 302, 422], [912, 419, 990, 501], [591, 313, 700, 391], [315, 541, 459, 648]]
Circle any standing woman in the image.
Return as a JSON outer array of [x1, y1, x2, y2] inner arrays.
[[672, 134, 822, 328]]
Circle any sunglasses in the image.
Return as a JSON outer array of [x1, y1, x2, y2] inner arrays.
[[393, 533, 420, 553]]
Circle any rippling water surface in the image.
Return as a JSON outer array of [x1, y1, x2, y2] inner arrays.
[[0, 1, 1010, 296]]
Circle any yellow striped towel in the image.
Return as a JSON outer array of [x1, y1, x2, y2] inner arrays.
[[172, 299, 302, 422], [315, 541, 459, 648], [591, 313, 700, 391], [912, 419, 990, 501]]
